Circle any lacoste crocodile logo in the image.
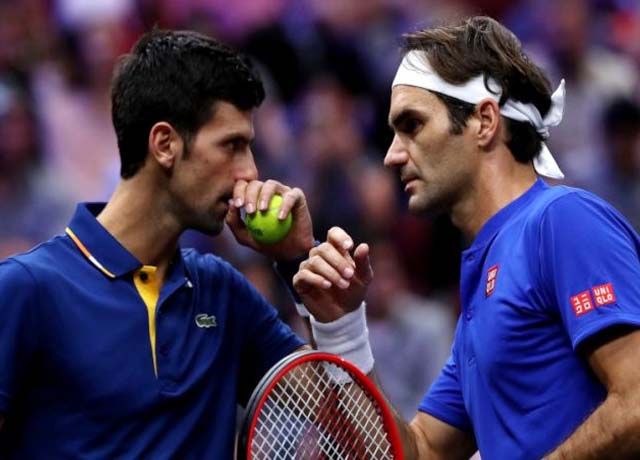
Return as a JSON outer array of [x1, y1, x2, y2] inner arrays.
[[195, 314, 217, 328]]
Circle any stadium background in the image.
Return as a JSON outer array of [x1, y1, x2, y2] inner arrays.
[[1, 0, 639, 422]]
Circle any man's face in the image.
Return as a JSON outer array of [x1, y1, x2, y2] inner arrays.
[[385, 85, 477, 214], [171, 101, 258, 235]]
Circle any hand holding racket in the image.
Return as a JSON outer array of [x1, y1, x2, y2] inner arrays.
[[237, 350, 404, 459]]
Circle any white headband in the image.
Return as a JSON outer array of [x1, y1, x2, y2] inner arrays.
[[392, 50, 565, 179]]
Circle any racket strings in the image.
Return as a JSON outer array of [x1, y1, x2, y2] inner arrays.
[[250, 361, 394, 459]]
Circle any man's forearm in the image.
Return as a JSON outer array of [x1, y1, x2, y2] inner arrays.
[[545, 392, 640, 459], [366, 371, 419, 459]]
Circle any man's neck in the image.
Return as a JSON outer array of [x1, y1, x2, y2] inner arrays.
[[97, 177, 182, 281], [450, 157, 538, 240]]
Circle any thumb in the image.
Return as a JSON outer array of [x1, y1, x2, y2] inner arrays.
[[353, 243, 373, 285]]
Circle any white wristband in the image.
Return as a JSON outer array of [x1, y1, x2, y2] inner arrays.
[[294, 302, 311, 318], [310, 302, 374, 375]]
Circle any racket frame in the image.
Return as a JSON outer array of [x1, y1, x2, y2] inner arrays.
[[238, 349, 404, 460]]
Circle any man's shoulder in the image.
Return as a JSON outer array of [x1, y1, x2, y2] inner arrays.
[[520, 183, 638, 246], [526, 184, 618, 224], [3, 235, 71, 274], [0, 234, 71, 290]]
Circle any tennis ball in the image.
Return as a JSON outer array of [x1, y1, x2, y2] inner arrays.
[[245, 194, 293, 244]]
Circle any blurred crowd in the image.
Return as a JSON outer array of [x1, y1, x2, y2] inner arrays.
[[1, 0, 639, 420]]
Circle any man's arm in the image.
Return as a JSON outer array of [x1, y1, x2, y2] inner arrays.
[[545, 327, 640, 459], [405, 412, 476, 460], [293, 227, 477, 459]]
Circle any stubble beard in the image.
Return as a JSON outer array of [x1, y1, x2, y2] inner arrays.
[[407, 181, 452, 217], [181, 203, 227, 237], [194, 211, 226, 236]]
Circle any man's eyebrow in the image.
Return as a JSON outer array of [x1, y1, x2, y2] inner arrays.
[[218, 131, 255, 144], [388, 108, 422, 130]]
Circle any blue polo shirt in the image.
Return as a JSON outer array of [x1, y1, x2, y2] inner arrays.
[[420, 179, 640, 459], [0, 203, 304, 459]]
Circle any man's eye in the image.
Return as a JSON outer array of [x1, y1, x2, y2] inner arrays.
[[399, 118, 422, 135], [228, 139, 247, 151]]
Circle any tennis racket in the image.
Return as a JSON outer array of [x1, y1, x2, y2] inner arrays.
[[237, 350, 404, 460]]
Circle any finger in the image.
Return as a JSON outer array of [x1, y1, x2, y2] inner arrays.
[[225, 204, 257, 247], [256, 180, 280, 212], [309, 242, 355, 283], [326, 226, 355, 267], [232, 180, 249, 208], [353, 243, 373, 284], [293, 269, 332, 292], [243, 180, 264, 214], [278, 187, 303, 220], [304, 253, 351, 289], [327, 226, 355, 253]]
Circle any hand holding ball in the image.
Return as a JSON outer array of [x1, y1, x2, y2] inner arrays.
[[245, 195, 293, 244]]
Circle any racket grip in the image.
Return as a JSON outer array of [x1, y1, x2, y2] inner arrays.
[[310, 302, 374, 376]]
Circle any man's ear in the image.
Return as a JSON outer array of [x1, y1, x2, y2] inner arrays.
[[475, 98, 502, 150], [148, 122, 183, 170]]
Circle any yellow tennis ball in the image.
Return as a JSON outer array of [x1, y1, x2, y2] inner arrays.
[[245, 194, 293, 244]]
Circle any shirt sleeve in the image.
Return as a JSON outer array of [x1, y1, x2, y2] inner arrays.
[[418, 354, 472, 431], [0, 259, 40, 415], [538, 192, 640, 349]]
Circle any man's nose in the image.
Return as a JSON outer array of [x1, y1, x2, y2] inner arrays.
[[236, 149, 258, 181], [384, 135, 408, 168]]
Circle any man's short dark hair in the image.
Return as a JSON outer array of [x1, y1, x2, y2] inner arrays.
[[111, 29, 265, 178], [403, 16, 553, 164]]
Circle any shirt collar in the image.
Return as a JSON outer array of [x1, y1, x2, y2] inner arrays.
[[66, 203, 194, 283], [468, 178, 548, 251], [66, 203, 143, 278]]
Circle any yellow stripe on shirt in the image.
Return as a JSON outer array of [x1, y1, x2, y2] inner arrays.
[[133, 266, 161, 377]]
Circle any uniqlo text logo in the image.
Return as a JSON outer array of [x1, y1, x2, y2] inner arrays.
[[592, 283, 616, 307], [571, 290, 594, 317], [485, 265, 499, 297]]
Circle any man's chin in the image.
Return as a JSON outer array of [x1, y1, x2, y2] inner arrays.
[[407, 195, 428, 214], [191, 219, 225, 237], [407, 194, 446, 216]]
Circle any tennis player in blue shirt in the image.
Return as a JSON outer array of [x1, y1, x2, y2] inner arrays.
[[294, 17, 640, 459], [0, 30, 317, 459]]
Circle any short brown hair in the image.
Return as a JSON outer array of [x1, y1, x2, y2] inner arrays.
[[403, 16, 552, 163]]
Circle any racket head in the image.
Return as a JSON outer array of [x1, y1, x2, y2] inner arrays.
[[238, 350, 403, 460]]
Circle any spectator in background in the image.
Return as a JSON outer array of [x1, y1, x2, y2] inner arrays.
[[367, 239, 454, 420], [516, 0, 639, 184], [588, 97, 640, 231], [33, 4, 134, 202], [297, 77, 371, 241], [0, 83, 72, 258]]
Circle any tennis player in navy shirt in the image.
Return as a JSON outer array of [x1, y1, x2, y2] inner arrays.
[[294, 17, 640, 459], [0, 30, 313, 459]]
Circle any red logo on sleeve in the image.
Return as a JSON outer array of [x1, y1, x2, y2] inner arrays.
[[570, 290, 594, 317], [592, 283, 616, 306], [486, 265, 499, 297], [570, 283, 616, 317]]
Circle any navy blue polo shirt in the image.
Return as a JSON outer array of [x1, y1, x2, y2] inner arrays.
[[0, 203, 304, 459], [420, 179, 640, 459]]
